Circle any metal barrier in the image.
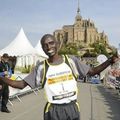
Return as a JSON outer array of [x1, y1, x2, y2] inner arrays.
[[8, 75, 42, 106]]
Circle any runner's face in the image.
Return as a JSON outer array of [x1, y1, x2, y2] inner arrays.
[[42, 37, 58, 57]]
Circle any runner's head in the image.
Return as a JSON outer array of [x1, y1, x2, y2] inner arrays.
[[41, 34, 59, 57]]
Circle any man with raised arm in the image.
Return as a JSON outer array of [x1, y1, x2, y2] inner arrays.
[[0, 34, 118, 119]]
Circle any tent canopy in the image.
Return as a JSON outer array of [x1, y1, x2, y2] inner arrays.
[[0, 28, 41, 56], [35, 40, 48, 58]]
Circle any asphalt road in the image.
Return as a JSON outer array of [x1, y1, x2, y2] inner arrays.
[[0, 82, 120, 120]]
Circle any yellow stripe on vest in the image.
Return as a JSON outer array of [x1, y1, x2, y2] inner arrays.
[[48, 74, 73, 84]]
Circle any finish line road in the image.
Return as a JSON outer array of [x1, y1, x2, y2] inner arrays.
[[0, 83, 120, 120]]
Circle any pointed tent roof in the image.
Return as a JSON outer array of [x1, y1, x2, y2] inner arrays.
[[35, 40, 48, 58], [0, 28, 39, 56]]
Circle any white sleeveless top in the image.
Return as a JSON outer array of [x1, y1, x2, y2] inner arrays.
[[44, 61, 78, 104]]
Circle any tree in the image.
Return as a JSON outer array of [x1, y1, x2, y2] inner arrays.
[[59, 43, 78, 55], [91, 43, 109, 57]]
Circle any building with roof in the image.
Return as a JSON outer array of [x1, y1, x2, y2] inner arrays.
[[54, 0, 109, 50]]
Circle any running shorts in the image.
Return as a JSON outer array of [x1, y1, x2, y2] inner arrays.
[[44, 101, 80, 120]]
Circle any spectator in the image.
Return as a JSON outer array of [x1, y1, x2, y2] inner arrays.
[[0, 53, 12, 113]]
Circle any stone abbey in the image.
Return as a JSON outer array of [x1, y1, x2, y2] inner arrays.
[[53, 1, 109, 49]]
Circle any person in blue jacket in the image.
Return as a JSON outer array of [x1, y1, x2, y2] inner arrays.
[[0, 54, 12, 113]]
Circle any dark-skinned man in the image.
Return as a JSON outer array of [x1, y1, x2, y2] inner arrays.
[[0, 34, 119, 119]]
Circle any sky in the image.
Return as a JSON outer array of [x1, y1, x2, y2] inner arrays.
[[0, 0, 120, 50]]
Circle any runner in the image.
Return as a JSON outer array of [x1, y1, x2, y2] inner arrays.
[[0, 34, 118, 119]]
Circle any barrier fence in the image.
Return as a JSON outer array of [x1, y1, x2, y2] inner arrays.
[[8, 75, 41, 106]]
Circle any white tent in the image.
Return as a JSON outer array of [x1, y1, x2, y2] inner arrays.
[[0, 28, 38, 56], [35, 40, 48, 58], [0, 28, 47, 68]]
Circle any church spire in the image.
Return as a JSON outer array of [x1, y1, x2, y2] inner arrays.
[[75, 0, 82, 21], [77, 0, 80, 14]]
